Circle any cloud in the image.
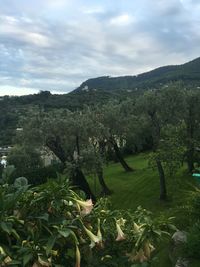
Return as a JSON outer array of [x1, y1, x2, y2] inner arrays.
[[82, 6, 105, 15], [0, 85, 39, 96], [0, 0, 200, 96], [0, 15, 54, 48], [110, 14, 134, 26]]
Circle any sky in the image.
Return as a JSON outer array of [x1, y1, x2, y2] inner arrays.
[[0, 0, 200, 96]]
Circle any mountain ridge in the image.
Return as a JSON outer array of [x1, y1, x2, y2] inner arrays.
[[75, 57, 200, 92]]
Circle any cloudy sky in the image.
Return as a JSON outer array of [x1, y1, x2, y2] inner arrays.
[[0, 0, 200, 96]]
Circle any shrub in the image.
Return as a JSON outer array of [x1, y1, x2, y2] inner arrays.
[[10, 163, 64, 185], [183, 222, 200, 259], [0, 173, 175, 267]]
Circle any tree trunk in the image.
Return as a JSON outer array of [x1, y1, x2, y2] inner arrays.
[[46, 136, 67, 164], [46, 137, 96, 201], [97, 140, 112, 195], [97, 168, 112, 196], [187, 114, 194, 173], [186, 108, 195, 173], [149, 111, 167, 200], [72, 167, 96, 202], [76, 135, 80, 156], [187, 147, 195, 173], [156, 159, 167, 200], [112, 141, 133, 172]]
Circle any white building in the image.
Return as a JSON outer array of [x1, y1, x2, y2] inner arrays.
[[1, 156, 7, 168]]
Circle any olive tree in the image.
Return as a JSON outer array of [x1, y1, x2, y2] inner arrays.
[[92, 101, 134, 172], [136, 85, 185, 200], [17, 109, 96, 200]]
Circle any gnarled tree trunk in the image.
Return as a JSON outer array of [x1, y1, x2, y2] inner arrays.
[[111, 140, 133, 172], [46, 136, 96, 201], [187, 147, 195, 173], [97, 140, 112, 195], [156, 159, 167, 200], [72, 167, 96, 201], [149, 111, 167, 200], [186, 107, 195, 173], [97, 168, 112, 196]]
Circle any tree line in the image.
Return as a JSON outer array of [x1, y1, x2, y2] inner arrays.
[[8, 84, 200, 201]]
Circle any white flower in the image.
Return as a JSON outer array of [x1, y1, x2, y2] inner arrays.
[[115, 221, 126, 241], [76, 199, 93, 215]]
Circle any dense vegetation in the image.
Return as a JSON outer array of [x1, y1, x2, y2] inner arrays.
[[1, 56, 200, 146], [1, 165, 180, 267], [1, 84, 198, 207], [9, 85, 199, 202], [1, 61, 200, 266]]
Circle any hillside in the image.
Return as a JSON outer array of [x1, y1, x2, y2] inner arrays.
[[1, 56, 200, 146], [0, 89, 135, 146], [76, 57, 200, 92]]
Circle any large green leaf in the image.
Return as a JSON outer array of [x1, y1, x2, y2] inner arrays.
[[46, 235, 57, 256], [0, 222, 12, 234], [58, 229, 71, 238], [23, 253, 33, 266]]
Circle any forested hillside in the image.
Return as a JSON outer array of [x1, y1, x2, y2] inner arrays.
[[1, 56, 200, 146], [0, 89, 137, 145], [76, 57, 200, 92]]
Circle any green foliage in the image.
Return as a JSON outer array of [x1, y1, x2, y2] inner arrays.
[[14, 177, 28, 188], [12, 163, 64, 185], [148, 125, 185, 176], [0, 174, 174, 267], [1, 165, 16, 184], [181, 186, 200, 226], [7, 145, 42, 174], [0, 107, 18, 146], [1, 56, 200, 149], [80, 145, 104, 175], [183, 222, 200, 259]]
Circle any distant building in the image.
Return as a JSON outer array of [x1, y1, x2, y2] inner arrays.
[[82, 85, 89, 92], [40, 147, 60, 166], [1, 155, 7, 168], [16, 128, 23, 131]]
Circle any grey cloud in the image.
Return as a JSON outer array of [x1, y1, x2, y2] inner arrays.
[[0, 0, 200, 95]]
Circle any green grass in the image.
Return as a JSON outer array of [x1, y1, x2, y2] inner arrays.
[[88, 153, 198, 267], [89, 153, 193, 216]]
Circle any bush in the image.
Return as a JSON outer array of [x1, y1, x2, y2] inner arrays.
[[0, 174, 175, 267], [10, 163, 64, 185], [183, 222, 200, 259], [7, 145, 43, 174]]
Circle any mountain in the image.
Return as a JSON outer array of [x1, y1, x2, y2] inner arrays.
[[75, 57, 200, 92]]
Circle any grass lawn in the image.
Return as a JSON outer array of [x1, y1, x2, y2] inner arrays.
[[87, 152, 198, 267], [89, 153, 193, 215]]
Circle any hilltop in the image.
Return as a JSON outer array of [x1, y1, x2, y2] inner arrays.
[[75, 57, 200, 92]]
